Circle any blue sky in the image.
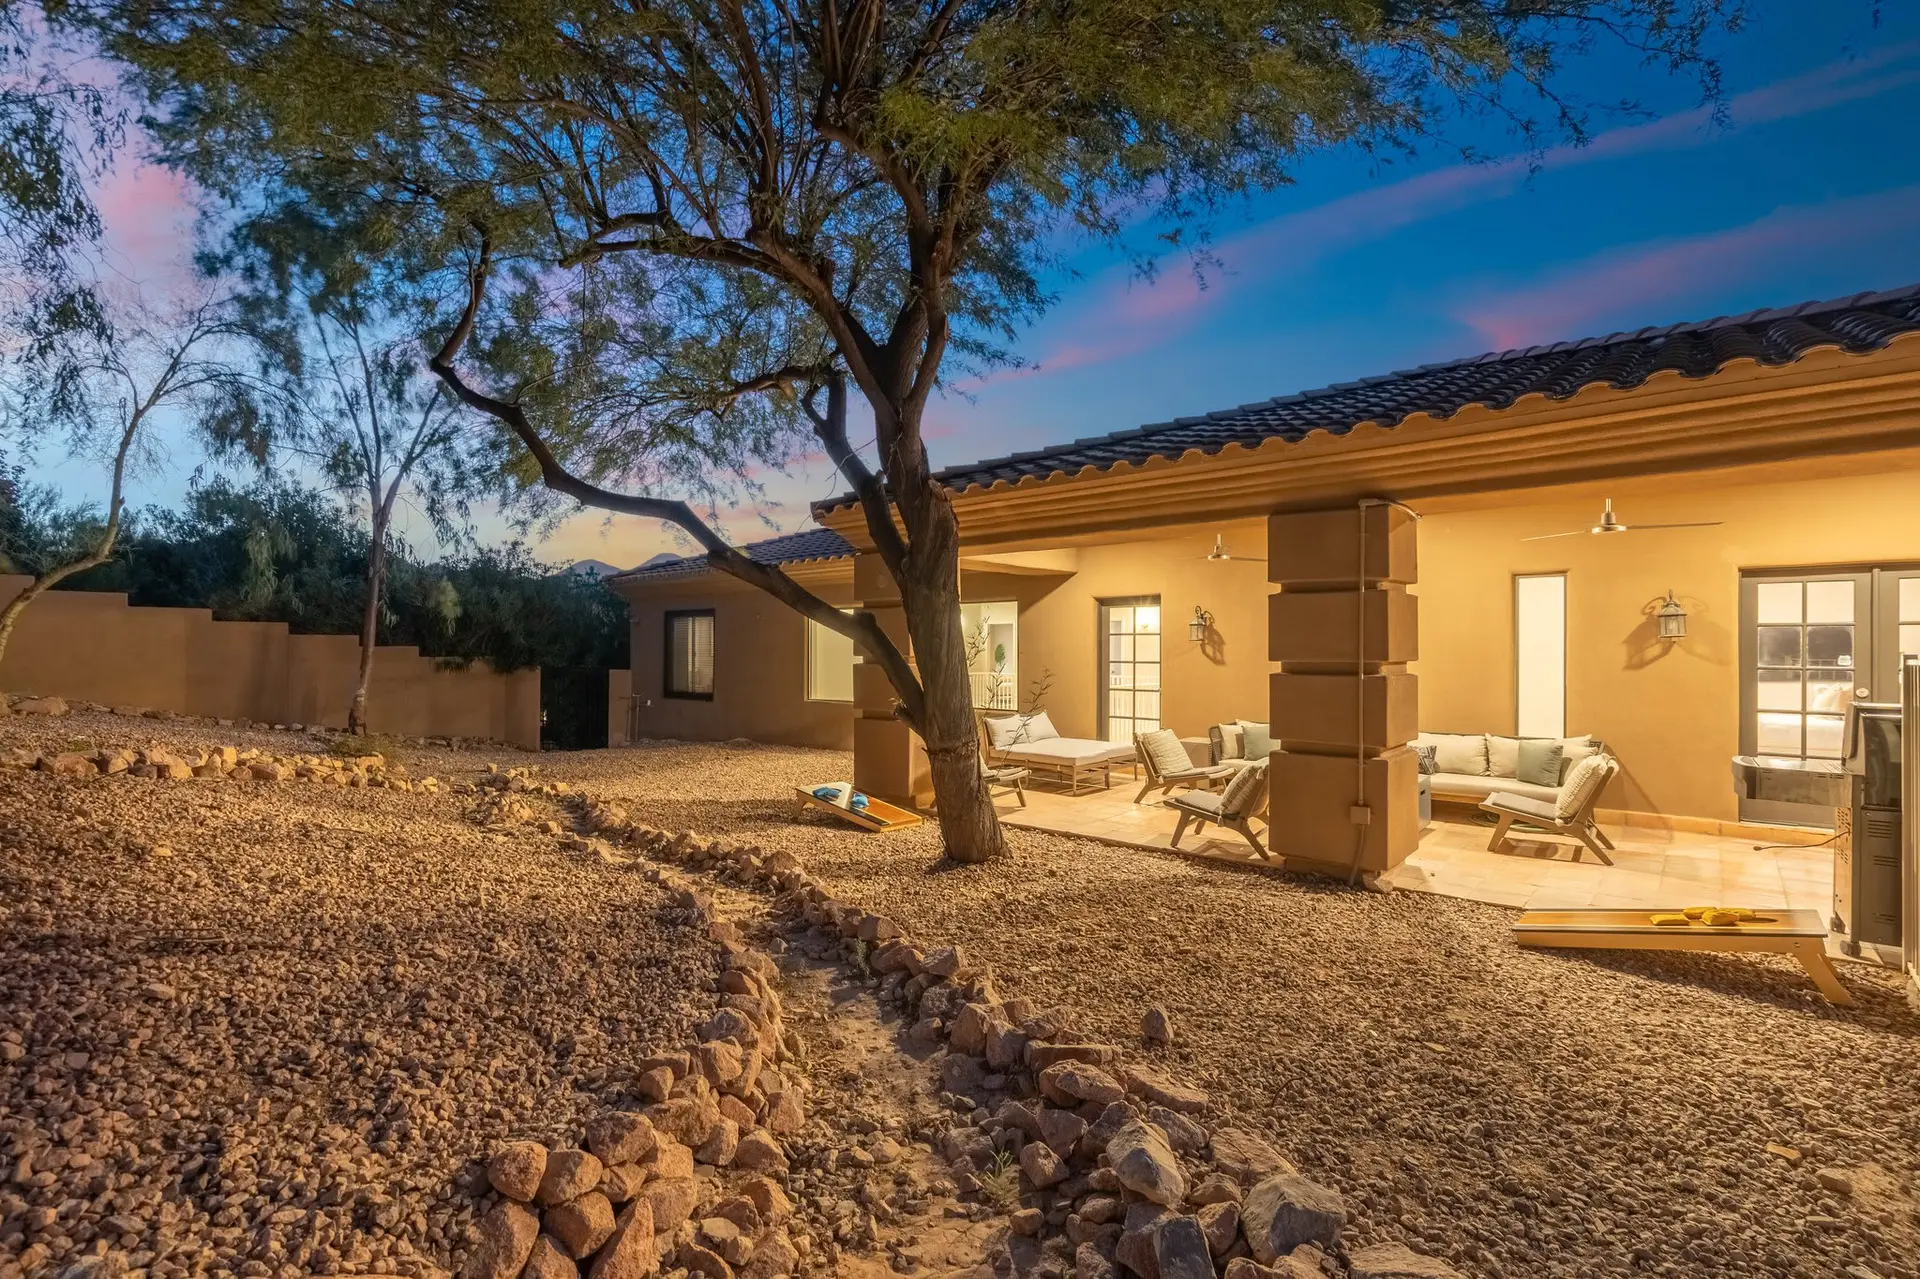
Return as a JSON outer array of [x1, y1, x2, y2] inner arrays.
[[35, 3, 1920, 568]]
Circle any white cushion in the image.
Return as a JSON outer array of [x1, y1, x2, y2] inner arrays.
[[1417, 732, 1488, 777], [1139, 728, 1194, 778], [1429, 772, 1560, 804], [1556, 735, 1598, 782], [1486, 736, 1521, 779], [998, 738, 1135, 765], [1556, 754, 1611, 821], [985, 712, 1059, 750], [1219, 762, 1267, 816], [1210, 722, 1245, 760]]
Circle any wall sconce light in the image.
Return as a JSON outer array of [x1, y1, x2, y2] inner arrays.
[[1656, 590, 1688, 640], [1189, 605, 1213, 643]]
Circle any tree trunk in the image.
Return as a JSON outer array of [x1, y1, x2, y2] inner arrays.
[[886, 420, 1007, 863], [347, 528, 387, 735]]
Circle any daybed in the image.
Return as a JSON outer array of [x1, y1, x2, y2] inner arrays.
[[982, 711, 1136, 795]]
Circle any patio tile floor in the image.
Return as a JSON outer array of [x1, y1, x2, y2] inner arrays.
[[1000, 778, 1835, 917]]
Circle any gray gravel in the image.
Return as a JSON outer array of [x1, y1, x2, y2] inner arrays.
[[535, 740, 1920, 1279], [0, 715, 722, 1279]]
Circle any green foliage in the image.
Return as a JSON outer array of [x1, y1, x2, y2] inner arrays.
[[2, 476, 629, 671]]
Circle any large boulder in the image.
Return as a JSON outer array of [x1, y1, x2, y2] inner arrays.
[[1349, 1242, 1468, 1278], [587, 1199, 657, 1279], [1241, 1174, 1347, 1263], [1038, 1061, 1126, 1107], [1018, 1139, 1067, 1189], [547, 1191, 617, 1258], [520, 1235, 577, 1279], [1120, 1064, 1209, 1114], [643, 1176, 700, 1234], [1116, 1202, 1174, 1279], [536, 1149, 605, 1207], [586, 1112, 659, 1166], [1211, 1128, 1296, 1186], [459, 1200, 539, 1279], [1106, 1120, 1187, 1207], [1152, 1216, 1215, 1279]]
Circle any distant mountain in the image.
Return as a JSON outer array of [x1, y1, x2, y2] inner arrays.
[[638, 552, 680, 567], [563, 559, 627, 579]]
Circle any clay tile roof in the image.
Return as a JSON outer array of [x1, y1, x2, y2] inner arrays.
[[610, 527, 854, 584], [815, 283, 1920, 513]]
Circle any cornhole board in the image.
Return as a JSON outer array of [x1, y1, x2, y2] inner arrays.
[[792, 782, 923, 833], [1512, 908, 1853, 1006]]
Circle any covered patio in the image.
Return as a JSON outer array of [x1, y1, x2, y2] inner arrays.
[[996, 777, 1834, 915]]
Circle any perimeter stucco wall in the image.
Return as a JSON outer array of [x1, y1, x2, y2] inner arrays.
[[0, 576, 541, 748], [1415, 465, 1920, 825], [620, 573, 857, 751]]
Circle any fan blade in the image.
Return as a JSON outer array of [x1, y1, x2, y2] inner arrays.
[[1625, 520, 1724, 531], [1520, 530, 1591, 541]]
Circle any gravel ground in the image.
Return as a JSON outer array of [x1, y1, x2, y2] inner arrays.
[[0, 713, 723, 1279], [536, 739, 1920, 1279]]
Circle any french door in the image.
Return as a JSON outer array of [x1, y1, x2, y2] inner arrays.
[[1739, 567, 1920, 824], [1098, 597, 1162, 743]]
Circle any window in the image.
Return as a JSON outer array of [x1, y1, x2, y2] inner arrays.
[[664, 609, 715, 699], [806, 613, 854, 703], [1099, 597, 1161, 742], [1514, 574, 1566, 738], [1749, 578, 1857, 761], [961, 601, 1018, 709]]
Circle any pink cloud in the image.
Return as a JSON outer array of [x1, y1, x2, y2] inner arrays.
[[94, 160, 199, 286], [1452, 184, 1920, 350]]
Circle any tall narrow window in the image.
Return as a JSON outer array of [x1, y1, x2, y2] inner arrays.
[[1514, 574, 1566, 738], [960, 601, 1018, 709], [664, 609, 715, 699], [1099, 597, 1162, 742], [806, 613, 854, 703]]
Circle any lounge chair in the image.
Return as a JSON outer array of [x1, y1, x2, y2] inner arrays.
[[1480, 753, 1619, 865], [1134, 727, 1235, 803], [1169, 761, 1270, 858], [981, 711, 1137, 795], [981, 756, 1031, 807]]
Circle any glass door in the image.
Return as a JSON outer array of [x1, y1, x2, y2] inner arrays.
[[1871, 571, 1920, 700], [1099, 597, 1162, 743], [1739, 573, 1870, 825]]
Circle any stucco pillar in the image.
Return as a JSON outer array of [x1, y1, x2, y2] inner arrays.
[[1266, 504, 1420, 883], [851, 553, 933, 806]]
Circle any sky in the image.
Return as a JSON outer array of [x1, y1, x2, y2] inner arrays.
[[32, 3, 1920, 569]]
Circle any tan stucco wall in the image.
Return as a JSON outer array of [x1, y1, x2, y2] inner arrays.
[[1415, 465, 1920, 822], [0, 576, 542, 748], [979, 523, 1272, 741], [620, 574, 857, 750]]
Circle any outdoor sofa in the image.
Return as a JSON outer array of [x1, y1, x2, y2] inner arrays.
[[982, 711, 1136, 795], [1413, 732, 1608, 806]]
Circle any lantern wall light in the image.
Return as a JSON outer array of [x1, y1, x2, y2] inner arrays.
[[1189, 605, 1214, 643], [1656, 590, 1688, 640]]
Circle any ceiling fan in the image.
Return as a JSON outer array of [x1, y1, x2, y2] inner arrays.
[[1199, 533, 1267, 562], [1522, 498, 1722, 542]]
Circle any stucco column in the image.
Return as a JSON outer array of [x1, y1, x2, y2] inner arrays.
[[1266, 504, 1420, 884], [851, 553, 933, 805]]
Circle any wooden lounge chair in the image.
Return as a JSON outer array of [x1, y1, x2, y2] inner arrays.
[[1169, 762, 1269, 858], [1481, 754, 1619, 865], [981, 757, 1031, 807], [1134, 728, 1235, 804]]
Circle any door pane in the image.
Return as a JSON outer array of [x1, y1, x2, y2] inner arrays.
[[1757, 582, 1802, 624], [1902, 578, 1920, 623], [1136, 634, 1161, 663], [1135, 691, 1161, 720], [1757, 627, 1802, 667], [1135, 663, 1160, 690], [1806, 580, 1854, 624], [1110, 690, 1134, 718], [1806, 625, 1853, 668], [1756, 670, 1802, 712], [1806, 670, 1854, 715], [1901, 623, 1920, 659], [1807, 715, 1845, 759], [1757, 712, 1802, 755]]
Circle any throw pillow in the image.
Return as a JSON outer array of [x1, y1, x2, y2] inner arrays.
[[1210, 722, 1246, 761], [1140, 728, 1192, 778], [1241, 723, 1272, 759], [1486, 735, 1521, 779], [1555, 753, 1611, 821], [1413, 743, 1439, 775], [1556, 735, 1597, 782], [1516, 739, 1565, 788], [1220, 761, 1266, 815], [1426, 732, 1489, 777]]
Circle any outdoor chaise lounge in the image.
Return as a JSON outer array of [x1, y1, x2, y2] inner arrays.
[[981, 757, 1031, 807], [1480, 752, 1619, 865], [982, 711, 1136, 795], [1134, 728, 1235, 803], [1168, 761, 1270, 858]]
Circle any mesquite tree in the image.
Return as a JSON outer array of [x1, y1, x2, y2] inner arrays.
[[0, 291, 248, 696], [88, 0, 1732, 861]]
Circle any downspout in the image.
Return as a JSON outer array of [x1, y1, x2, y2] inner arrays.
[[1346, 497, 1422, 887]]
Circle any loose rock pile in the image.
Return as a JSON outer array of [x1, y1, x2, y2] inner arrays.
[[2, 692, 509, 750], [559, 793, 1459, 1279], [4, 743, 435, 792]]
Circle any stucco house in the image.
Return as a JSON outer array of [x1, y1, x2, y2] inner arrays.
[[612, 283, 1920, 881]]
